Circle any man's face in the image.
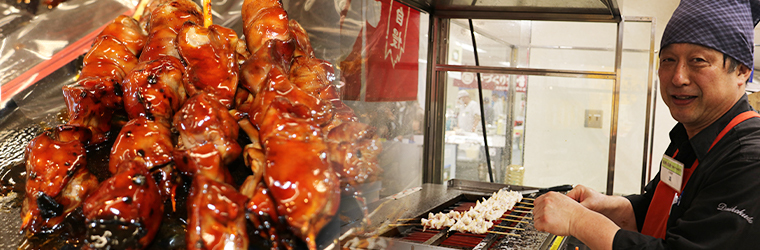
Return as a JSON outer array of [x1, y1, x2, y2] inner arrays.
[[658, 43, 750, 135]]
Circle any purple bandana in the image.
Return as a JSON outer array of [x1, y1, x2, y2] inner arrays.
[[662, 0, 760, 69]]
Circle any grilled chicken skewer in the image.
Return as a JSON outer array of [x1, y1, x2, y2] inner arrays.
[[237, 0, 383, 247], [22, 126, 99, 234], [81, 159, 163, 250], [21, 10, 148, 235], [174, 94, 248, 250], [238, 0, 348, 248], [24, 0, 383, 248], [287, 20, 382, 191], [81, 0, 202, 248], [173, 1, 251, 249]]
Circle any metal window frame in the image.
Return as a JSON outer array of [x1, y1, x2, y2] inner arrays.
[[417, 1, 655, 195], [626, 16, 658, 194]]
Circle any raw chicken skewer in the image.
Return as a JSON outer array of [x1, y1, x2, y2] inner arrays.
[[421, 190, 525, 234]]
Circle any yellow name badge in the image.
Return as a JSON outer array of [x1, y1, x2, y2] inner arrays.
[[661, 155, 684, 192]]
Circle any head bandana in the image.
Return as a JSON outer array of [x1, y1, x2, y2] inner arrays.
[[661, 0, 760, 69]]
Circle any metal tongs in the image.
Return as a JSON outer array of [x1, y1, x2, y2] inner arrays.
[[520, 184, 574, 196]]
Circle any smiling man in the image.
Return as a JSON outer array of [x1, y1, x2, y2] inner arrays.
[[659, 43, 751, 138], [532, 0, 760, 249]]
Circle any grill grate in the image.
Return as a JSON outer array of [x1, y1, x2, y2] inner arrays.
[[383, 192, 551, 250]]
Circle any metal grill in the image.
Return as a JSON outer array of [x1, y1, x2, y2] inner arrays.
[[380, 192, 552, 250]]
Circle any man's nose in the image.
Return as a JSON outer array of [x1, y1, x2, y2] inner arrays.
[[670, 63, 690, 86]]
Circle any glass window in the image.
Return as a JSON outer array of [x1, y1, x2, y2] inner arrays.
[[442, 72, 529, 184], [440, 18, 655, 195], [447, 19, 617, 72], [522, 76, 614, 191]]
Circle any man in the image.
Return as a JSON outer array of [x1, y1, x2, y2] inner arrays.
[[492, 93, 505, 122], [533, 0, 760, 249], [483, 97, 494, 125], [457, 90, 481, 132]]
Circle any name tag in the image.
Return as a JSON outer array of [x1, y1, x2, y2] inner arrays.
[[661, 154, 684, 192]]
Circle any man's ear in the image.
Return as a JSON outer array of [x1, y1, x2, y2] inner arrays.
[[737, 64, 752, 86]]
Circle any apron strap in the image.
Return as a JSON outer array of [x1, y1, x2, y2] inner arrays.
[[640, 110, 760, 239]]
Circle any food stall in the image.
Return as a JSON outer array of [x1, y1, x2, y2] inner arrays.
[[0, 0, 657, 249], [339, 0, 658, 249]]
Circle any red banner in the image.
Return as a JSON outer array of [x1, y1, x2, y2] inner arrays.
[[452, 73, 527, 92], [340, 0, 420, 102]]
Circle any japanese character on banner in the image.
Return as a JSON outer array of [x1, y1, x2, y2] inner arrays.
[[516, 76, 528, 92], [396, 8, 404, 25], [492, 75, 507, 91], [483, 74, 493, 83], [340, 0, 420, 102], [495, 75, 507, 86], [452, 73, 526, 92], [390, 28, 402, 49], [384, 3, 410, 67]]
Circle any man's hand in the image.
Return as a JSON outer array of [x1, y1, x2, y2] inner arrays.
[[567, 184, 608, 211], [566, 185, 638, 231], [533, 191, 587, 236], [533, 191, 620, 250]]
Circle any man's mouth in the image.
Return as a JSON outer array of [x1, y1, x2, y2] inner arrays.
[[673, 95, 696, 100], [671, 95, 697, 105]]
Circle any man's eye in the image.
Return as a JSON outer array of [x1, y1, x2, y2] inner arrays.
[[692, 58, 707, 62]]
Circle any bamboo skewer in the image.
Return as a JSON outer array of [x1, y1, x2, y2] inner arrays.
[[396, 218, 419, 221], [502, 214, 532, 220], [389, 224, 525, 237], [513, 210, 533, 214], [515, 206, 532, 210], [389, 222, 526, 231], [488, 231, 521, 237], [389, 223, 419, 227], [388, 221, 527, 230], [523, 197, 535, 201], [501, 218, 529, 224], [132, 0, 149, 20], [494, 225, 524, 231], [518, 201, 533, 206], [202, 0, 213, 28]]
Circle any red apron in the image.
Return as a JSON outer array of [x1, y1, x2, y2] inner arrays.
[[641, 110, 760, 239]]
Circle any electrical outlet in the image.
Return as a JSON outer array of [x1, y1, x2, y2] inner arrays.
[[585, 109, 603, 128]]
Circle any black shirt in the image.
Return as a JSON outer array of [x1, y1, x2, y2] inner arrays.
[[614, 95, 760, 249]]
